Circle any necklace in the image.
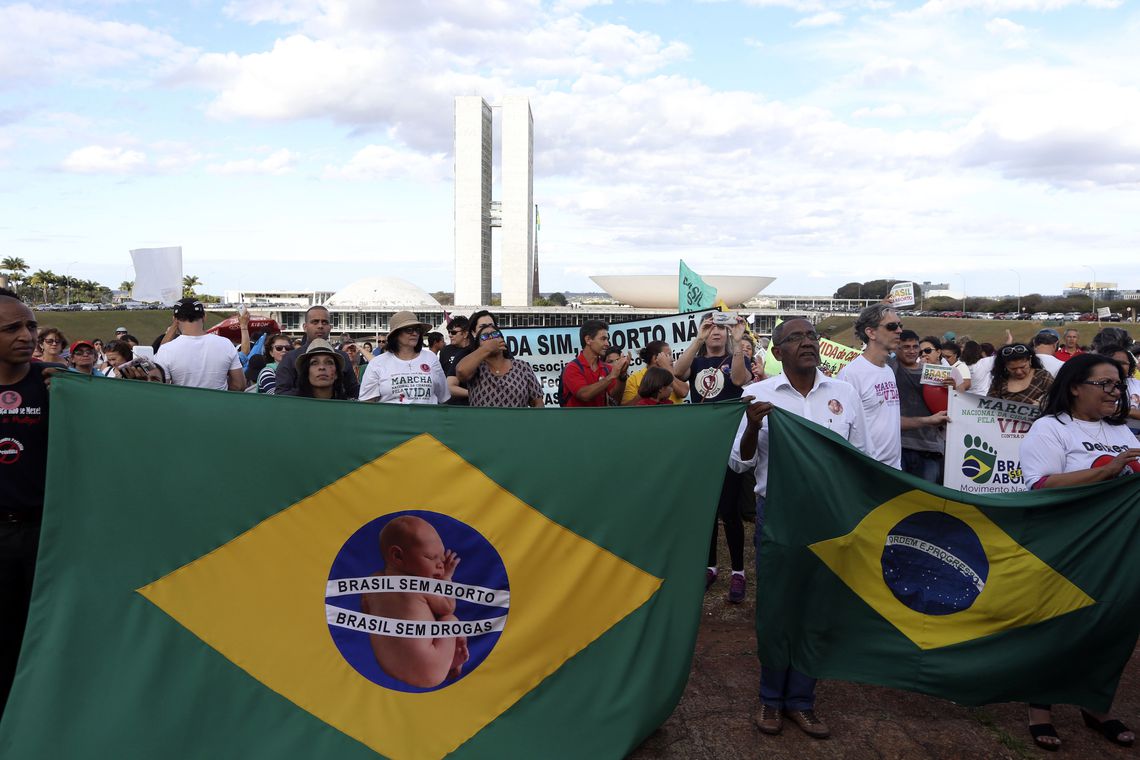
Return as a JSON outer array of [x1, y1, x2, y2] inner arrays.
[[488, 360, 511, 377], [1070, 414, 1109, 444]]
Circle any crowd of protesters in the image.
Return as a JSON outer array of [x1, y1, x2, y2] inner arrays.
[[4, 289, 1140, 749]]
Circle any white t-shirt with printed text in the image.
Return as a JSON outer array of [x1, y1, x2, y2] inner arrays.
[[1020, 413, 1140, 489], [836, 354, 902, 469], [154, 333, 241, 390], [358, 349, 450, 404]]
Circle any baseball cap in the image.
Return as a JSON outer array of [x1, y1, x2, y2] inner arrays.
[[115, 326, 128, 333], [173, 298, 205, 321], [69, 340, 95, 354]]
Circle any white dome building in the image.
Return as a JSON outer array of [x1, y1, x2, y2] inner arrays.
[[325, 277, 441, 310]]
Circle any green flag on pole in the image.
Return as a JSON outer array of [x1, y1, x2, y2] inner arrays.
[[678, 260, 717, 313], [0, 374, 742, 759], [758, 408, 1140, 712]]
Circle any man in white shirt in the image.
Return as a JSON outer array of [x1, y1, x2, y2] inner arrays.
[[155, 298, 244, 391], [731, 318, 870, 741], [836, 304, 907, 469], [1033, 330, 1065, 377]]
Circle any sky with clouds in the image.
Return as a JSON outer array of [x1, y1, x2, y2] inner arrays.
[[2, 0, 1139, 299]]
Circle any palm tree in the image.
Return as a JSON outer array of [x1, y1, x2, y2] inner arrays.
[[30, 270, 55, 304], [183, 275, 201, 298], [120, 280, 134, 291], [1, 257, 28, 293]]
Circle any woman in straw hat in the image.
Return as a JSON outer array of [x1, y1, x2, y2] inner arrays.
[[359, 311, 450, 404], [279, 339, 350, 400]]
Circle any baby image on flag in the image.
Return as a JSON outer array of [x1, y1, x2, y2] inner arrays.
[[324, 510, 510, 692]]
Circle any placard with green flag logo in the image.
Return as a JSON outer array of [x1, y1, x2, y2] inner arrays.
[[0, 374, 742, 759], [678, 259, 717, 313], [758, 408, 1140, 712]]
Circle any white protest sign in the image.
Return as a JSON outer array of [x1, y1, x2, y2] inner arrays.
[[943, 391, 1041, 493], [1098, 306, 1112, 319], [920, 363, 953, 387], [130, 246, 183, 305], [887, 282, 915, 308]]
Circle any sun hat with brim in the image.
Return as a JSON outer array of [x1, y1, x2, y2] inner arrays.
[[295, 338, 345, 373], [387, 310, 432, 335]]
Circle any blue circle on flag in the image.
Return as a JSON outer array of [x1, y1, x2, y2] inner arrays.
[[325, 510, 509, 693], [881, 511, 988, 616]]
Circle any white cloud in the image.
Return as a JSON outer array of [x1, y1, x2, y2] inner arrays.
[[914, 0, 1120, 14], [853, 103, 907, 118], [209, 148, 298, 175], [985, 17, 1029, 48], [322, 145, 448, 181], [858, 56, 919, 86], [0, 4, 191, 86], [795, 11, 845, 26], [61, 145, 147, 174]]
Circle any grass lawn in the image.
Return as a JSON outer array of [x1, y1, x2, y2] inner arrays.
[[815, 315, 1129, 348], [29, 310, 228, 345]]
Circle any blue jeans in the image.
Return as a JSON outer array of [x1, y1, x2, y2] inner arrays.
[[901, 448, 943, 484], [755, 495, 817, 710]]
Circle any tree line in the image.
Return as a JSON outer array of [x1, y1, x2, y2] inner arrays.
[[1, 257, 209, 304]]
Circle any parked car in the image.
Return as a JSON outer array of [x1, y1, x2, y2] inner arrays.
[[1078, 313, 1097, 321], [1031, 312, 1049, 320]]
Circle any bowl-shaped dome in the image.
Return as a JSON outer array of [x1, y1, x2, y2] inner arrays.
[[589, 274, 775, 309]]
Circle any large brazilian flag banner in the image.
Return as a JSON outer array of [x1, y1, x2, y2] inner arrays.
[[0, 374, 743, 759], [759, 409, 1140, 712]]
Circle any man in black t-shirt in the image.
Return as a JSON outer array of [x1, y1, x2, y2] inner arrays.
[[0, 289, 56, 717], [440, 316, 472, 406]]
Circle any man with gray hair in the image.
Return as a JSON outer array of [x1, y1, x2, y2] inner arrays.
[[836, 304, 903, 469], [1031, 330, 1064, 377]]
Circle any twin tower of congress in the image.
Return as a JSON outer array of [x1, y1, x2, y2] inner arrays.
[[453, 96, 537, 308]]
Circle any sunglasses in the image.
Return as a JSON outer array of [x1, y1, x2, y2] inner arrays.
[[479, 330, 503, 342], [919, 347, 936, 354], [42, 339, 61, 345], [879, 322, 903, 332], [1000, 345, 1030, 358], [272, 344, 290, 352], [448, 329, 464, 335]]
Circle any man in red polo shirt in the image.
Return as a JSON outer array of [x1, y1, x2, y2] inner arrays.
[[561, 319, 629, 407], [1055, 328, 1083, 362]]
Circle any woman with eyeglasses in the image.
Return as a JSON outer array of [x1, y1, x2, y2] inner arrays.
[[359, 311, 449, 404], [36, 328, 67, 365], [987, 343, 1052, 404], [1097, 344, 1140, 438], [1019, 353, 1140, 751], [454, 310, 543, 408], [674, 310, 753, 603], [256, 333, 294, 394]]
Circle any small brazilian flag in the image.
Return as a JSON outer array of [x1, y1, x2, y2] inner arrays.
[[0, 374, 743, 759], [759, 409, 1140, 712]]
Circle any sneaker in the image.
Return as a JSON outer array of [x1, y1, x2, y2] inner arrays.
[[787, 709, 830, 739], [755, 704, 783, 735], [705, 568, 718, 591], [727, 573, 746, 604]]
